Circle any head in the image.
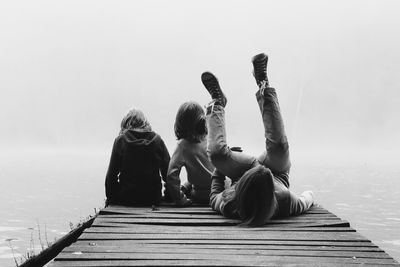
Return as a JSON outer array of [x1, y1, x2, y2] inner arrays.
[[174, 101, 207, 143], [120, 108, 152, 134], [235, 165, 276, 227]]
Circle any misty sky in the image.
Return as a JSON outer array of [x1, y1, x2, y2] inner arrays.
[[1, 0, 399, 158]]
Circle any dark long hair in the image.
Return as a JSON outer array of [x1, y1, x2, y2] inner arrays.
[[234, 165, 276, 227], [174, 101, 207, 143]]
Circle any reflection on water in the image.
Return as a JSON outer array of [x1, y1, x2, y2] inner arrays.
[[0, 149, 399, 266]]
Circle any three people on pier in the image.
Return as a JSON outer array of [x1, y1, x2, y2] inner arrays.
[[104, 53, 314, 226]]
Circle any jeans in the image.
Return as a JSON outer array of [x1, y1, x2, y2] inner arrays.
[[206, 87, 291, 187]]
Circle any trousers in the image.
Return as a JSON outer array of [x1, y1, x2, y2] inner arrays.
[[206, 87, 291, 187]]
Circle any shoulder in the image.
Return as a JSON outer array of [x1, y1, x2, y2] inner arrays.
[[114, 134, 125, 146], [148, 131, 159, 139], [174, 139, 193, 151], [111, 134, 126, 153], [171, 139, 189, 157], [179, 138, 205, 151], [149, 131, 164, 144]]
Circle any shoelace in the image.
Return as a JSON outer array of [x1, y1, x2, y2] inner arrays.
[[259, 80, 267, 95], [205, 99, 218, 114]]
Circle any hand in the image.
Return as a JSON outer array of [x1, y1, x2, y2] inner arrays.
[[179, 198, 192, 207], [230, 146, 243, 152]]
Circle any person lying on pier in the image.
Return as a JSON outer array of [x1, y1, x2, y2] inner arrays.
[[105, 109, 171, 206], [166, 101, 216, 206], [202, 53, 314, 226]]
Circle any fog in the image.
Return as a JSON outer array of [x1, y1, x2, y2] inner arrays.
[[1, 0, 399, 161]]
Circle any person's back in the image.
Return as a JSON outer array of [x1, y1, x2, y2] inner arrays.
[[166, 101, 214, 206], [105, 109, 170, 206], [116, 130, 168, 205], [169, 138, 214, 203]]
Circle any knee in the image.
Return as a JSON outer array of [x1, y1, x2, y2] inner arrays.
[[266, 138, 289, 155], [265, 141, 291, 172]]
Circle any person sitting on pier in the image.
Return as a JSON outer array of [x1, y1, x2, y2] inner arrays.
[[105, 109, 171, 206], [166, 101, 216, 206], [202, 53, 314, 226]]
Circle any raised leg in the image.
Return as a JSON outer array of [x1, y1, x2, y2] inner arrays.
[[206, 105, 257, 181], [256, 88, 291, 174], [252, 54, 291, 186], [202, 71, 257, 181]]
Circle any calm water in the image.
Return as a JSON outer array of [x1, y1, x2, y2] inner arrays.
[[0, 149, 399, 266]]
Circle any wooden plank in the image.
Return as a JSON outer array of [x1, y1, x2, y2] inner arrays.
[[102, 205, 331, 215], [56, 250, 392, 260], [53, 253, 398, 264], [48, 204, 400, 267], [100, 209, 218, 216], [102, 206, 333, 217], [97, 214, 340, 220], [94, 216, 241, 224], [72, 239, 378, 247], [86, 226, 355, 233], [50, 259, 400, 267], [62, 245, 387, 256], [96, 213, 340, 220], [101, 208, 336, 216], [78, 231, 369, 241], [64, 244, 384, 253], [105, 205, 328, 211], [92, 220, 351, 228], [93, 217, 349, 226]]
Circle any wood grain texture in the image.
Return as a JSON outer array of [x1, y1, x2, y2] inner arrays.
[[49, 205, 399, 266]]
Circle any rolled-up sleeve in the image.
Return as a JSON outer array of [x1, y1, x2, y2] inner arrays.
[[289, 190, 314, 215]]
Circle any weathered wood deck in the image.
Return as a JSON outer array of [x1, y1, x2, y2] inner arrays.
[[49, 205, 399, 266]]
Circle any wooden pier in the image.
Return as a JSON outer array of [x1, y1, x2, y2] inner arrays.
[[49, 205, 399, 266]]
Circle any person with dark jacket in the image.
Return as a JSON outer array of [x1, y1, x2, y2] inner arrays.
[[105, 109, 170, 206]]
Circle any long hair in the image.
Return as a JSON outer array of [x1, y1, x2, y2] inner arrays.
[[120, 108, 152, 134], [234, 165, 276, 227], [174, 101, 207, 143]]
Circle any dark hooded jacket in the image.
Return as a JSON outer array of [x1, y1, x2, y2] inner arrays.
[[105, 129, 170, 206]]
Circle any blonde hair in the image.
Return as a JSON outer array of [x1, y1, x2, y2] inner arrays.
[[120, 109, 152, 134], [234, 165, 276, 227]]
